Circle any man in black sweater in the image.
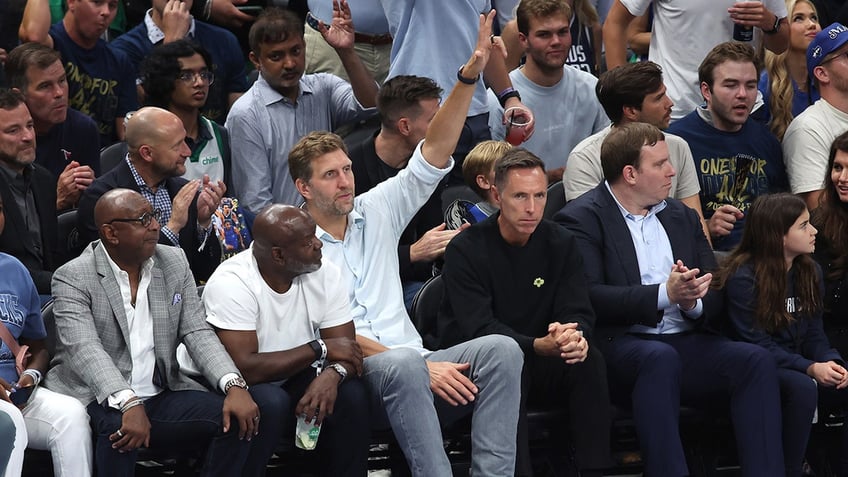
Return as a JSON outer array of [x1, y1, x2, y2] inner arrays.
[[436, 148, 611, 477]]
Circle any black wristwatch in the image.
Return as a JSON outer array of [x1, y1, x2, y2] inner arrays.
[[764, 15, 782, 35], [457, 65, 479, 85]]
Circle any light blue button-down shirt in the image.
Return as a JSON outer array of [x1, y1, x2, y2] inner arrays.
[[316, 141, 452, 356], [226, 74, 376, 212], [605, 182, 702, 334]]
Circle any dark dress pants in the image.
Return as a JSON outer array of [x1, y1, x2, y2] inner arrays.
[[602, 332, 783, 477], [87, 389, 251, 477], [245, 367, 371, 477]]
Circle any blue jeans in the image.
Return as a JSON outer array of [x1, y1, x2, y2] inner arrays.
[[245, 368, 370, 477], [363, 334, 523, 477], [86, 389, 251, 476]]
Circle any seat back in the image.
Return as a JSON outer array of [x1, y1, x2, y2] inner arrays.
[[100, 141, 128, 173], [409, 275, 444, 349], [41, 300, 57, 358], [56, 209, 83, 266], [543, 181, 566, 219]]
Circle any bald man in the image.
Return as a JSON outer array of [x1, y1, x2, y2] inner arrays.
[[77, 107, 225, 282], [198, 204, 369, 475], [47, 188, 260, 476]]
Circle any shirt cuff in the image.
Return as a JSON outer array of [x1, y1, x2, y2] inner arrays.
[[107, 389, 135, 410], [679, 299, 703, 319], [161, 225, 180, 246], [218, 373, 240, 393], [657, 282, 671, 310]]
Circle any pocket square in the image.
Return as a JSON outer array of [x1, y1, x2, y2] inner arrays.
[[172, 293, 182, 305]]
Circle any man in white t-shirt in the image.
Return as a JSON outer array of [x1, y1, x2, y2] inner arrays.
[[603, 0, 788, 121], [783, 23, 848, 210], [203, 204, 369, 476]]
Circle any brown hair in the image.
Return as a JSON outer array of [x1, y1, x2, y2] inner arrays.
[[288, 131, 348, 184], [600, 122, 664, 183], [698, 41, 762, 90], [376, 75, 442, 131], [713, 193, 820, 332], [516, 0, 572, 35], [596, 61, 665, 125], [493, 147, 545, 190], [5, 43, 63, 91], [811, 130, 848, 283]]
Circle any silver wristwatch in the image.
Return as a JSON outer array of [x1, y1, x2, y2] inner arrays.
[[224, 376, 248, 393], [326, 363, 348, 384]]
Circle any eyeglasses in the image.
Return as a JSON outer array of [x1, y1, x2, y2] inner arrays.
[[177, 70, 215, 85], [107, 209, 162, 228]]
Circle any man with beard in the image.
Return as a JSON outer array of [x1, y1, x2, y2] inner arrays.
[[488, 0, 609, 183], [668, 41, 787, 251], [226, 5, 377, 215], [77, 107, 224, 282], [0, 89, 59, 297], [5, 42, 99, 212], [20, 0, 139, 146], [287, 12, 524, 476], [201, 204, 369, 476], [784, 23, 848, 210]]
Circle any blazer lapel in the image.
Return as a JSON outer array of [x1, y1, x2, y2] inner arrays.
[[94, 245, 132, 349], [147, 263, 171, 388], [596, 187, 642, 285]]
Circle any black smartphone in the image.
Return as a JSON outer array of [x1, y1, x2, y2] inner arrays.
[[9, 385, 35, 407], [236, 5, 263, 15], [305, 11, 322, 31]]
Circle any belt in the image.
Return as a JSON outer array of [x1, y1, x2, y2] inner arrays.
[[307, 11, 392, 45], [353, 31, 393, 45]]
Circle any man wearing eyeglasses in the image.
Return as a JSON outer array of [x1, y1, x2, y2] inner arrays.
[[138, 40, 251, 259], [667, 41, 788, 251], [46, 187, 260, 476], [77, 106, 225, 282], [110, 0, 247, 124]]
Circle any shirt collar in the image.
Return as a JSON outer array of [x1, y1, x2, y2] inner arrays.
[[145, 9, 196, 44], [255, 75, 311, 107], [314, 209, 364, 242], [604, 180, 667, 220], [102, 242, 155, 284], [126, 155, 165, 192]]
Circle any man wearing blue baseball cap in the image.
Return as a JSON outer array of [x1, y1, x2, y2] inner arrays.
[[783, 22, 848, 209]]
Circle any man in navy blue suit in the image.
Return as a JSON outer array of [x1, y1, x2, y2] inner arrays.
[[555, 122, 783, 477]]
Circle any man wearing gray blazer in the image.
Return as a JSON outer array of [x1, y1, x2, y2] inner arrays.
[[45, 188, 260, 476]]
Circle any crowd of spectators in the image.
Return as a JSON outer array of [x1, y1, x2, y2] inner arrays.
[[3, 0, 848, 476]]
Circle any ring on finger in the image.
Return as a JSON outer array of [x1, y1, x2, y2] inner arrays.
[[490, 34, 496, 44], [116, 429, 124, 438]]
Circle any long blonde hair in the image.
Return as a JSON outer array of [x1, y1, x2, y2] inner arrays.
[[763, 0, 819, 141]]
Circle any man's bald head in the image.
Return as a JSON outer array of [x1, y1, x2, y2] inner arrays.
[[126, 107, 183, 152], [252, 204, 321, 283], [94, 189, 148, 228], [253, 204, 311, 249]]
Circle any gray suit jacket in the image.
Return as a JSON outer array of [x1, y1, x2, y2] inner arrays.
[[45, 242, 238, 405]]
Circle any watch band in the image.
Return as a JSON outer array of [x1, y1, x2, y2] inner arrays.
[[457, 65, 479, 85], [224, 376, 248, 393], [764, 15, 782, 34], [326, 363, 347, 384]]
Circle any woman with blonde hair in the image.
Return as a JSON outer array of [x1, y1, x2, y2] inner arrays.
[[758, 0, 821, 140]]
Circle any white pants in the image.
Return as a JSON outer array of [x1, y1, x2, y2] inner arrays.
[[0, 399, 26, 477], [3, 387, 92, 477]]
